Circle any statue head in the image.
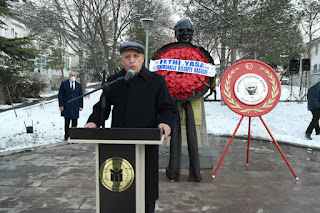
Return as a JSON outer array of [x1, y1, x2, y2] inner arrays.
[[174, 19, 194, 43]]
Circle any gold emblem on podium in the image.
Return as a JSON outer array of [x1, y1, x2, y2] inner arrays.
[[99, 157, 134, 192]]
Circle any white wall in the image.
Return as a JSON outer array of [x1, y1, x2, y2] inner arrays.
[[292, 38, 320, 87], [1, 15, 80, 86], [1, 16, 28, 39], [311, 42, 320, 73], [310, 39, 320, 85]]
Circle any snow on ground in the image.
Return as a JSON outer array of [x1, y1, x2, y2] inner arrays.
[[0, 88, 110, 153], [0, 83, 317, 154]]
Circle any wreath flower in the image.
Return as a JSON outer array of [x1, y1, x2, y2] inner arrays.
[[155, 46, 211, 99]]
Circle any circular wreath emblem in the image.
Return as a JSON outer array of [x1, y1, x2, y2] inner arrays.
[[220, 60, 281, 117], [152, 42, 214, 101]]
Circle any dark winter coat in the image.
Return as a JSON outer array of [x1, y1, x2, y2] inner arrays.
[[307, 82, 320, 111], [87, 66, 177, 203], [58, 80, 83, 118]]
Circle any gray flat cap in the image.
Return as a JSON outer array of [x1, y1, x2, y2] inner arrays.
[[119, 41, 145, 54]]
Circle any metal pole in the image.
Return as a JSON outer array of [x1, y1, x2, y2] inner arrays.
[[6, 86, 17, 117], [247, 117, 251, 165], [145, 29, 150, 69], [305, 71, 308, 102], [212, 115, 244, 178], [259, 116, 299, 180]]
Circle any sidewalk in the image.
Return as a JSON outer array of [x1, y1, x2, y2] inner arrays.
[[1, 135, 320, 213]]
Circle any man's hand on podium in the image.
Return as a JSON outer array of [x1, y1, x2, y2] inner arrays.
[[84, 122, 97, 128], [84, 122, 171, 139], [158, 123, 171, 139]]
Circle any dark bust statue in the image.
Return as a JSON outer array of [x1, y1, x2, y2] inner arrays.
[[174, 19, 194, 43]]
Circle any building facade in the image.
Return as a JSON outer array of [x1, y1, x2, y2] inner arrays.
[[0, 15, 28, 38], [1, 15, 80, 89], [291, 37, 320, 89], [310, 37, 320, 84]]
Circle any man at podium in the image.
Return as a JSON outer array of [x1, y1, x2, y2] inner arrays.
[[85, 41, 177, 213]]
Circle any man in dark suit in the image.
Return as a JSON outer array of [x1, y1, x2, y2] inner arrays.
[[306, 81, 320, 140], [85, 41, 177, 213], [58, 71, 83, 141]]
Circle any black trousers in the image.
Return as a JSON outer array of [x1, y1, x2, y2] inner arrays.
[[166, 101, 202, 182], [306, 109, 320, 135], [146, 201, 155, 213], [204, 87, 217, 100], [64, 118, 78, 140]]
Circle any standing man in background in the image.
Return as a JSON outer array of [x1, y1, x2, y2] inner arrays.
[[305, 81, 320, 140], [58, 71, 83, 141]]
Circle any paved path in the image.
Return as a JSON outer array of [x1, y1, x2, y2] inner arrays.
[[1, 135, 320, 213]]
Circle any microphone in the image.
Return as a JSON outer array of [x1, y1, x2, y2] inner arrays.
[[124, 69, 134, 81]]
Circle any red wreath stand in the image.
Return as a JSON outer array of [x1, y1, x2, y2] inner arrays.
[[212, 60, 299, 181]]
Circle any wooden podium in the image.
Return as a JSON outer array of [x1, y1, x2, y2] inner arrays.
[[69, 128, 164, 213]]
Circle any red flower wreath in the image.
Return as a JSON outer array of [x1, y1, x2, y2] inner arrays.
[[153, 45, 212, 100]]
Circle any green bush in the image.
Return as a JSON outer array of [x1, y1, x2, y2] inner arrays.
[[19, 72, 47, 98], [2, 72, 47, 104]]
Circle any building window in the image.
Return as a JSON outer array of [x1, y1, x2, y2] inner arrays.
[[63, 55, 71, 69], [11, 28, 14, 38], [314, 64, 318, 73], [0, 27, 4, 36], [316, 45, 319, 55]]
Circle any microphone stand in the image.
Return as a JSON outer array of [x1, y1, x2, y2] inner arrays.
[[101, 70, 106, 128], [67, 74, 127, 128]]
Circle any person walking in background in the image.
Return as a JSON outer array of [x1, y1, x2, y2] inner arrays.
[[204, 74, 217, 100], [305, 81, 320, 140], [58, 71, 83, 141]]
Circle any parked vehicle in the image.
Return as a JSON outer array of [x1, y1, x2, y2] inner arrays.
[[281, 76, 290, 85]]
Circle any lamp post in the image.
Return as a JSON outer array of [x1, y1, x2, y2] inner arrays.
[[140, 18, 154, 69]]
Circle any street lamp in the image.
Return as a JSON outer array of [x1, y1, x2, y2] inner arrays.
[[140, 18, 154, 69]]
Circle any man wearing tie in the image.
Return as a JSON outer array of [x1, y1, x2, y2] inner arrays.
[[58, 71, 83, 141]]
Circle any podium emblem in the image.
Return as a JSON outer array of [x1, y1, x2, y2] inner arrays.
[[99, 157, 134, 192]]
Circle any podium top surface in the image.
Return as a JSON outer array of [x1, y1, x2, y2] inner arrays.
[[69, 128, 164, 145]]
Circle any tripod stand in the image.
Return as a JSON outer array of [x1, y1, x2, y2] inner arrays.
[[212, 115, 299, 181], [286, 71, 299, 101], [298, 70, 308, 102]]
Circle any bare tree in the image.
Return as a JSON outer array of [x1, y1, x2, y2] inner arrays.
[[185, 0, 302, 70], [185, 0, 248, 76], [299, 0, 320, 43], [17, 0, 154, 86], [298, 0, 320, 88], [125, 0, 175, 59]]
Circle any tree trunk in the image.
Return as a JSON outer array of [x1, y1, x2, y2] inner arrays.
[[230, 0, 238, 65], [78, 2, 86, 94], [220, 42, 226, 106], [307, 33, 312, 88]]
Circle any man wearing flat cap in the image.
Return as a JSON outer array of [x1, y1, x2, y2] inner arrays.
[[85, 41, 177, 212]]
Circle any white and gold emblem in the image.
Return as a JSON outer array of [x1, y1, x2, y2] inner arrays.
[[234, 73, 268, 106], [99, 157, 134, 192]]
